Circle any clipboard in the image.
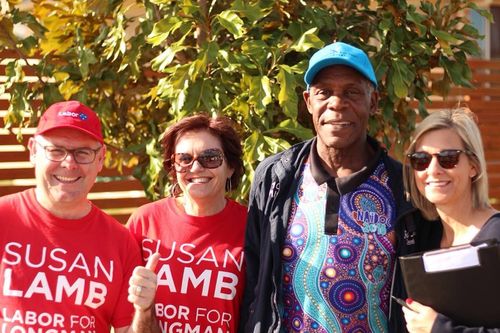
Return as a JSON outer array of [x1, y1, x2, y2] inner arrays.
[[399, 240, 500, 328]]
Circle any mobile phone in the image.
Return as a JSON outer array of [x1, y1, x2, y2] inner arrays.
[[391, 296, 418, 313]]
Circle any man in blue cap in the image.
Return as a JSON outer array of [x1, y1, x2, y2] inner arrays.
[[239, 42, 422, 332]]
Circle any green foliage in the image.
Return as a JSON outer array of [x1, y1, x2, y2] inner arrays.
[[0, 0, 491, 202]]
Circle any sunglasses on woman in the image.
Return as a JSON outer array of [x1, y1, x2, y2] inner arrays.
[[407, 149, 472, 171], [172, 148, 224, 173]]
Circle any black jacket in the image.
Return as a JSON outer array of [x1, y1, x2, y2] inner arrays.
[[239, 138, 426, 333], [419, 214, 500, 333]]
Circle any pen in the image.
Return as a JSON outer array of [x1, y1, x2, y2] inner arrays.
[[391, 296, 419, 313]]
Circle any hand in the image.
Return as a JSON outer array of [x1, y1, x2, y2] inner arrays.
[[128, 252, 160, 312], [402, 299, 438, 333]]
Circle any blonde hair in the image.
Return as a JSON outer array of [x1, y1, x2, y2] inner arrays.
[[403, 107, 490, 219]]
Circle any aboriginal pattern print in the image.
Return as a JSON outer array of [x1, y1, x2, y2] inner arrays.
[[281, 161, 397, 333]]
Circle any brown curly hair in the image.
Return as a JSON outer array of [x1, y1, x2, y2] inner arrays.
[[161, 114, 244, 197]]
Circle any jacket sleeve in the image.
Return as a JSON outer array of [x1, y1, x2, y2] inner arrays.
[[238, 163, 269, 333], [432, 314, 500, 333]]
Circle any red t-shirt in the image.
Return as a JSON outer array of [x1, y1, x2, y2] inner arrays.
[[127, 198, 247, 333], [0, 189, 142, 332]]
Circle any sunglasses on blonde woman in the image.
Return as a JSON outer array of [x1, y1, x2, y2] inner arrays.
[[172, 148, 224, 173], [407, 149, 472, 171]]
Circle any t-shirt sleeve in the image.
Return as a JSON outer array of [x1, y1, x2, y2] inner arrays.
[[126, 212, 143, 244], [111, 230, 143, 328]]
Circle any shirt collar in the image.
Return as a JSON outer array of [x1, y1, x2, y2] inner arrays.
[[309, 136, 383, 194]]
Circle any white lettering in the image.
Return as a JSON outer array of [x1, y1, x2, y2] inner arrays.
[[195, 308, 232, 326], [2, 268, 23, 297], [84, 281, 106, 309], [177, 244, 195, 264], [93, 257, 113, 282], [222, 250, 244, 272], [68, 254, 91, 277], [25, 245, 46, 268], [54, 276, 85, 305], [2, 243, 113, 278], [157, 264, 176, 292], [1, 308, 66, 328], [214, 272, 237, 300], [48, 248, 67, 272], [24, 272, 53, 300], [196, 248, 217, 267], [155, 304, 189, 320], [180, 268, 211, 296], [3, 242, 22, 265]]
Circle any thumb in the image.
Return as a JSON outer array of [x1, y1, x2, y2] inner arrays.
[[145, 252, 160, 271]]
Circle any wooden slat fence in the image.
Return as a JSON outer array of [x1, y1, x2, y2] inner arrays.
[[1, 52, 500, 218], [0, 52, 149, 224], [418, 59, 500, 209]]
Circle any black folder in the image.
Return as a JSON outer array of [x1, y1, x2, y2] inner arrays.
[[399, 241, 500, 328]]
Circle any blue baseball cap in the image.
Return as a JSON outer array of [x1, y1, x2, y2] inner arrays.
[[304, 42, 378, 89]]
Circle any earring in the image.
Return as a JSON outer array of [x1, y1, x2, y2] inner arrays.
[[170, 182, 181, 197], [225, 178, 232, 192]]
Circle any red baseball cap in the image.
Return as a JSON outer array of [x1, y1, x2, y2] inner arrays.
[[36, 100, 104, 143]]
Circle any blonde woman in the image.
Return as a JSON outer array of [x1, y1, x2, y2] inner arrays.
[[402, 107, 500, 333]]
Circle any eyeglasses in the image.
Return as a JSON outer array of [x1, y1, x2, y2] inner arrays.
[[36, 141, 102, 164], [407, 149, 472, 171], [172, 148, 224, 173]]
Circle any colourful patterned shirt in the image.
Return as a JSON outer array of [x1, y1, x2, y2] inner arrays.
[[281, 160, 396, 333]]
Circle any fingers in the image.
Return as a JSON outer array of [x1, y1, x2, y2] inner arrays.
[[128, 253, 159, 311], [402, 300, 438, 333]]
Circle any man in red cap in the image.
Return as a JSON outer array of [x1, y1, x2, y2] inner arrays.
[[0, 101, 152, 332]]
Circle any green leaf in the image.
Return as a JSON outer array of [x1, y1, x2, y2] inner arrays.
[[217, 10, 245, 39], [439, 57, 473, 88], [457, 40, 480, 56], [77, 47, 97, 79], [151, 43, 186, 72], [6, 83, 31, 131], [147, 17, 185, 46], [184, 78, 214, 111], [244, 131, 266, 162], [20, 36, 38, 53], [262, 136, 291, 154], [246, 75, 271, 116], [42, 84, 63, 107], [4, 61, 24, 84], [276, 65, 298, 118], [273, 119, 313, 141], [460, 24, 480, 38], [379, 16, 393, 32], [102, 12, 127, 61], [430, 27, 461, 55], [190, 42, 219, 80], [430, 27, 461, 44], [241, 40, 270, 71], [231, 0, 263, 23], [406, 8, 427, 36], [288, 28, 323, 53], [390, 60, 414, 98]]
